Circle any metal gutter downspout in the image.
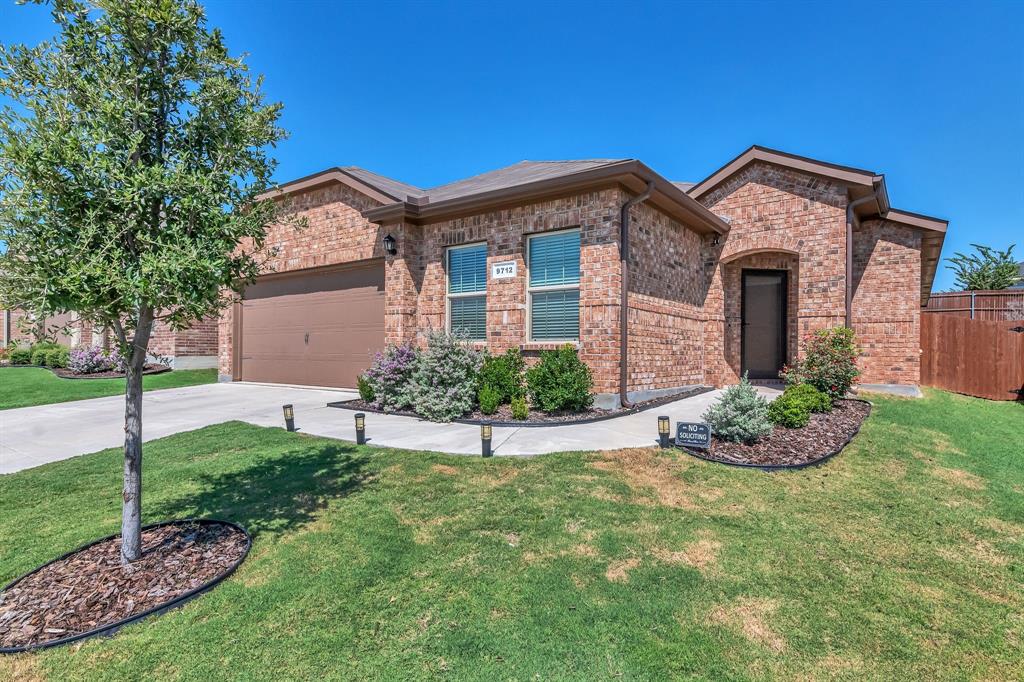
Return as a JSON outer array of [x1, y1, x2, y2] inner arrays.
[[619, 181, 655, 409], [845, 195, 876, 327]]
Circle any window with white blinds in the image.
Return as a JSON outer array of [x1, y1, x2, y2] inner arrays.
[[447, 243, 487, 340], [528, 229, 581, 341]]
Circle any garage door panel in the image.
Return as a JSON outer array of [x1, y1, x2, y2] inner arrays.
[[239, 262, 385, 388]]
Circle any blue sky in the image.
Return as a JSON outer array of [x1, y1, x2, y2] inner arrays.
[[2, 0, 1022, 291]]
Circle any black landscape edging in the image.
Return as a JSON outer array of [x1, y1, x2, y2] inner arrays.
[[326, 386, 715, 428], [0, 364, 171, 380], [0, 518, 252, 654], [678, 399, 873, 471]]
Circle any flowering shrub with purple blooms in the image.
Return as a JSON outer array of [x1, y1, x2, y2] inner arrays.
[[410, 330, 484, 422], [364, 342, 418, 412], [68, 345, 127, 374]]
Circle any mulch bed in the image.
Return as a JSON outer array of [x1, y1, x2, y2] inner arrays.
[[0, 520, 249, 652], [330, 386, 713, 427], [685, 399, 871, 469], [51, 364, 170, 380]]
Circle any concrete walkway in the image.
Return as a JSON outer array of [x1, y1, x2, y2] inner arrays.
[[0, 382, 780, 474]]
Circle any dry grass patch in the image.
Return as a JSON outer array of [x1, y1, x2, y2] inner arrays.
[[931, 466, 985, 490], [392, 506, 462, 544], [431, 464, 459, 476], [0, 655, 45, 682], [652, 530, 721, 572], [605, 558, 641, 583], [979, 517, 1024, 541], [591, 449, 719, 510], [710, 597, 786, 653]]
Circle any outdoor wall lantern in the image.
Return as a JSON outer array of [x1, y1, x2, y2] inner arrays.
[[283, 404, 295, 432], [355, 412, 366, 445], [658, 415, 671, 448], [382, 233, 397, 256], [481, 422, 493, 458]]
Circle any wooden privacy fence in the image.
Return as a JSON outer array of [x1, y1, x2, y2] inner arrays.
[[924, 289, 1024, 321], [920, 313, 1024, 401]]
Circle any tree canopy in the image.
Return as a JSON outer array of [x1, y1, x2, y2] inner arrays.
[[946, 243, 1020, 291]]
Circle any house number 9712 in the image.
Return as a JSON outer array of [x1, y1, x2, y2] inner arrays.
[[491, 261, 517, 279]]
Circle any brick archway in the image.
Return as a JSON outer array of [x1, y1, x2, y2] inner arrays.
[[720, 234, 802, 264]]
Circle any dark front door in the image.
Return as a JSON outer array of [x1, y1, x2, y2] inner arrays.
[[741, 270, 787, 380]]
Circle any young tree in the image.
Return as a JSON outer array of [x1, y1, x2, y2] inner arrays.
[[946, 243, 1021, 291], [0, 0, 288, 563]]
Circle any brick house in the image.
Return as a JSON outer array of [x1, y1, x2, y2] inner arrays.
[[1, 307, 218, 370], [217, 146, 947, 407]]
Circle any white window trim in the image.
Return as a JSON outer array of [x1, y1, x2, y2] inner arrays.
[[446, 241, 487, 341], [526, 228, 581, 343]]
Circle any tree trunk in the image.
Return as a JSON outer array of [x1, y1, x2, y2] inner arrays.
[[119, 310, 154, 564], [120, 353, 145, 563]]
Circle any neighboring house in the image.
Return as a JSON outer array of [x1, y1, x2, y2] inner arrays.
[[1, 307, 218, 370], [217, 145, 947, 407]]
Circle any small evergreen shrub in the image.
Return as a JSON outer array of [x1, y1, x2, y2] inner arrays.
[[357, 374, 375, 403], [510, 396, 529, 421], [784, 383, 832, 413], [44, 347, 70, 368], [478, 384, 500, 415], [781, 327, 860, 401], [767, 392, 810, 429], [702, 373, 773, 444], [9, 346, 32, 365], [410, 330, 484, 422], [364, 343, 418, 413], [478, 348, 525, 403], [526, 344, 593, 413]]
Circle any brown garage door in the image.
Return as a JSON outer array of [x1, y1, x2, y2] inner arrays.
[[239, 261, 385, 388]]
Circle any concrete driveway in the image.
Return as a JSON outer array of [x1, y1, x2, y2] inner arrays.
[[1, 382, 780, 474]]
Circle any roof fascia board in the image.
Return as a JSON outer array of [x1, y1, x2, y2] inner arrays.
[[257, 168, 397, 204], [688, 145, 878, 199], [363, 161, 730, 235], [884, 208, 948, 233]]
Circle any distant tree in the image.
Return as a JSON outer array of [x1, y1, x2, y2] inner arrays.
[[946, 244, 1021, 291], [0, 0, 291, 563]]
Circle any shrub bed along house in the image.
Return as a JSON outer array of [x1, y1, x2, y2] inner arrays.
[[4, 342, 69, 369], [692, 327, 869, 468]]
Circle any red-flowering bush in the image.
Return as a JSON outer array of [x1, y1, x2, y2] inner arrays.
[[781, 327, 860, 401]]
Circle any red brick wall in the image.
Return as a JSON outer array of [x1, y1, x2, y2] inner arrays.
[[626, 202, 706, 393], [698, 162, 849, 385], [852, 219, 922, 384]]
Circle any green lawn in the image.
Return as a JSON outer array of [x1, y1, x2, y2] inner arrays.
[[1, 389, 1021, 680], [0, 367, 217, 410]]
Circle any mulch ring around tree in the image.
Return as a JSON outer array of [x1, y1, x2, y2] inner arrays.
[[51, 363, 170, 380], [682, 399, 872, 469], [0, 519, 250, 653], [329, 386, 714, 427]]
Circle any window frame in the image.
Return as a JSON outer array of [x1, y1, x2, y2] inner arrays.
[[526, 227, 582, 343], [445, 241, 488, 341]]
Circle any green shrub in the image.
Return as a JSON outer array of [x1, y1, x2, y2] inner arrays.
[[8, 346, 32, 365], [510, 396, 529, 421], [702, 373, 773, 443], [410, 330, 484, 422], [30, 347, 49, 366], [478, 384, 500, 415], [784, 383, 832, 413], [767, 393, 810, 429], [781, 327, 860, 401], [478, 348, 525, 404], [526, 344, 593, 413], [44, 347, 70, 368], [357, 374, 375, 403]]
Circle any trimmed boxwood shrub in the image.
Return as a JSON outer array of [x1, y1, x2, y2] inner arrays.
[[767, 384, 832, 429], [702, 373, 773, 444], [526, 345, 593, 413], [510, 396, 529, 421], [478, 384, 500, 415], [9, 346, 32, 365], [44, 346, 70, 369], [478, 348, 525, 404]]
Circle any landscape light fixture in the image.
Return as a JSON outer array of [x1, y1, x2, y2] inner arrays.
[[283, 404, 295, 432], [355, 412, 366, 445], [658, 415, 671, 448], [382, 233, 397, 256], [481, 422, 493, 458]]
